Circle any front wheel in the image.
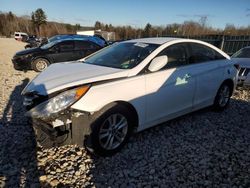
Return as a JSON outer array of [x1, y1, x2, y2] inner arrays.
[[25, 45, 31, 49], [32, 58, 49, 72], [213, 82, 232, 111], [88, 105, 133, 156]]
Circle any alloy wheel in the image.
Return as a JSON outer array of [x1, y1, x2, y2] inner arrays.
[[218, 85, 230, 107], [98, 113, 128, 150], [36, 60, 48, 71]]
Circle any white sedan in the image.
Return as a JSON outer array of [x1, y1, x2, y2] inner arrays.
[[22, 38, 238, 156]]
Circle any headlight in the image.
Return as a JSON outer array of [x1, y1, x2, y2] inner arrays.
[[27, 85, 90, 120], [20, 54, 32, 59]]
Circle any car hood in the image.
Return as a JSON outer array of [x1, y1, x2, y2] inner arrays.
[[231, 58, 250, 68], [22, 61, 129, 95], [15, 47, 41, 56]]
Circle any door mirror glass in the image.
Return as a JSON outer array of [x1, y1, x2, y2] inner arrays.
[[148, 55, 168, 72]]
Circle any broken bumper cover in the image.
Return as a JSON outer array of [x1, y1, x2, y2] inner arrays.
[[31, 112, 92, 149]]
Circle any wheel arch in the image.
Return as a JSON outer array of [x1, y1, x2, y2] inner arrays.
[[221, 78, 234, 95], [31, 56, 51, 71], [98, 100, 139, 131], [31, 56, 51, 66]]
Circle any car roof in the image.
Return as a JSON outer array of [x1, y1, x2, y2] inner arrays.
[[49, 35, 105, 46], [124, 37, 223, 45], [124, 37, 180, 44], [49, 38, 102, 46], [123, 37, 230, 59]]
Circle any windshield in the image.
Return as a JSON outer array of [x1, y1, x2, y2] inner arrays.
[[84, 42, 159, 69], [232, 48, 250, 58], [48, 35, 63, 43], [40, 41, 59, 49]]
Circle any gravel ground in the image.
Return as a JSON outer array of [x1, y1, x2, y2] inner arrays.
[[0, 38, 250, 187]]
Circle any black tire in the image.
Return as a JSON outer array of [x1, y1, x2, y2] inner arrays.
[[25, 45, 31, 49], [32, 58, 49, 72], [88, 104, 133, 156], [213, 82, 233, 111]]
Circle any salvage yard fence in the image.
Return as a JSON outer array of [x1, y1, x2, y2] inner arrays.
[[165, 35, 250, 55]]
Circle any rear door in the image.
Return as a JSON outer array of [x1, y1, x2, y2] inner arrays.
[[188, 42, 227, 110], [74, 41, 101, 60]]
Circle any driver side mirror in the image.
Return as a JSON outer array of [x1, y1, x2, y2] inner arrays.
[[148, 55, 168, 72]]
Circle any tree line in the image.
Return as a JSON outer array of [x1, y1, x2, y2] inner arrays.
[[94, 20, 250, 40], [0, 9, 250, 40], [0, 9, 79, 37]]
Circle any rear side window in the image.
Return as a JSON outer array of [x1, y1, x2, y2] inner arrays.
[[157, 43, 189, 69], [75, 41, 100, 50], [189, 43, 226, 64], [59, 41, 74, 52]]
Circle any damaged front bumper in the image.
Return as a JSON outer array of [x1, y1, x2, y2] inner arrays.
[[29, 110, 92, 149]]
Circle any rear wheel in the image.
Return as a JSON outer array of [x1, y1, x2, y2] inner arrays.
[[213, 82, 232, 111], [89, 104, 133, 156], [32, 58, 49, 72], [25, 45, 31, 49]]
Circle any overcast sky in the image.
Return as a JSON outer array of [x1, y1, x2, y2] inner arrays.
[[1, 0, 250, 28]]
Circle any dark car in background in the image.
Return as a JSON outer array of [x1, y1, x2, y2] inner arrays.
[[24, 34, 107, 49], [231, 46, 250, 86], [12, 39, 103, 72]]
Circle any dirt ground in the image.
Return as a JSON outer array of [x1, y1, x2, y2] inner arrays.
[[0, 38, 26, 66], [0, 38, 37, 121]]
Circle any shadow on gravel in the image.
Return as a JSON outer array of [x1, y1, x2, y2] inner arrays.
[[87, 91, 250, 187], [0, 78, 42, 187]]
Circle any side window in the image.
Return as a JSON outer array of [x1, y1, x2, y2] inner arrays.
[[59, 41, 74, 52], [157, 43, 189, 69], [189, 43, 226, 64], [75, 41, 100, 50], [214, 50, 226, 60], [89, 42, 101, 49]]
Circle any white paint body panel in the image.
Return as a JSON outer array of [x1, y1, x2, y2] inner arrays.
[[23, 62, 129, 95], [24, 38, 237, 132]]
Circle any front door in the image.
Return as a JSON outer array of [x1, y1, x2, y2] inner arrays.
[[144, 43, 196, 128], [49, 41, 75, 63]]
